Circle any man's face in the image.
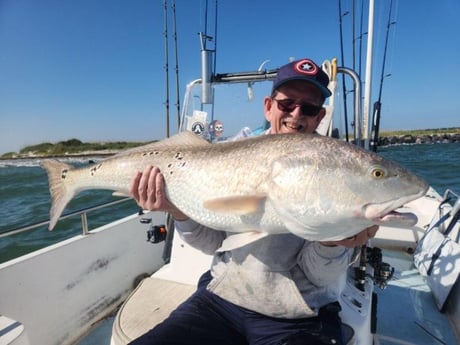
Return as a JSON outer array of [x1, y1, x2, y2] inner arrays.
[[264, 80, 326, 135]]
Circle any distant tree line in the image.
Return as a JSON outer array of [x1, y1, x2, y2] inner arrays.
[[1, 138, 155, 159]]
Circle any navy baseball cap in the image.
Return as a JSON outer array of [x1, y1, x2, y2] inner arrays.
[[272, 58, 332, 98]]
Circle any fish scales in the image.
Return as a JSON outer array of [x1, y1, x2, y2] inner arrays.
[[41, 132, 428, 242]]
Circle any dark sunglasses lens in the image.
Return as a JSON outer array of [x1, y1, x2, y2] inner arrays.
[[300, 104, 321, 117], [274, 99, 321, 117], [276, 99, 295, 112]]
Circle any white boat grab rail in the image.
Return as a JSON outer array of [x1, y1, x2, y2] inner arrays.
[[0, 197, 133, 239], [443, 189, 460, 207]]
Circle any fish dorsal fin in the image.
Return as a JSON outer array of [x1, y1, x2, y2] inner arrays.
[[216, 231, 268, 252], [159, 131, 210, 148], [113, 131, 209, 158], [203, 195, 267, 215]]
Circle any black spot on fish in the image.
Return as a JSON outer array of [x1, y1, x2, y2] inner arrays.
[[61, 169, 68, 179], [175, 152, 184, 160], [89, 163, 103, 176]]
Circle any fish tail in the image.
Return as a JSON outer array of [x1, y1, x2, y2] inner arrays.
[[41, 159, 76, 231]]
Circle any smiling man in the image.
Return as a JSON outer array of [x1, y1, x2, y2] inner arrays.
[[129, 58, 378, 345], [264, 58, 329, 134]]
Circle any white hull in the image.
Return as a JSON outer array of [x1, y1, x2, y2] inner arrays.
[[0, 212, 166, 345]]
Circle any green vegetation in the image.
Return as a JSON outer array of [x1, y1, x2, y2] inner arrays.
[[1, 138, 155, 159]]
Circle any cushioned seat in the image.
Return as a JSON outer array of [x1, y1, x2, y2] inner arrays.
[[111, 277, 196, 344]]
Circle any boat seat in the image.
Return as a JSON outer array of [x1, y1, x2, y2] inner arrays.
[[112, 224, 214, 344], [111, 277, 196, 344]]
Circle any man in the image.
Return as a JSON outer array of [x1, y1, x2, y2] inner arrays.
[[129, 58, 378, 345]]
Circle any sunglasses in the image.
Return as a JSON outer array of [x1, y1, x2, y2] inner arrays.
[[272, 98, 323, 117]]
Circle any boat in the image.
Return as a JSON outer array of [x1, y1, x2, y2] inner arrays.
[[1, 1, 459, 344]]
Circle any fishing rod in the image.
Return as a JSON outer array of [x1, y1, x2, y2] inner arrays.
[[370, 0, 396, 152], [163, 0, 170, 138], [213, 0, 218, 78], [352, 0, 355, 71], [172, 0, 181, 131]]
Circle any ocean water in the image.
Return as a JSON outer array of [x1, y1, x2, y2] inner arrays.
[[0, 142, 459, 263], [0, 157, 140, 263], [378, 142, 460, 194]]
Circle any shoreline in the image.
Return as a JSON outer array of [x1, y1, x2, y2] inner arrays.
[[0, 152, 117, 161], [2, 129, 459, 160]]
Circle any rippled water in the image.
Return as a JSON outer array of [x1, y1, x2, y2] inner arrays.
[[378, 142, 460, 194]]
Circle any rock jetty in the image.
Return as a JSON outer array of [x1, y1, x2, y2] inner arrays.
[[378, 132, 460, 146]]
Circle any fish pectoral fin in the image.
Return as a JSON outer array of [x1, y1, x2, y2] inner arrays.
[[112, 191, 131, 198], [203, 195, 267, 215], [217, 231, 268, 252]]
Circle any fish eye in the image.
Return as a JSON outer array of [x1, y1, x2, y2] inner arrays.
[[369, 166, 387, 179]]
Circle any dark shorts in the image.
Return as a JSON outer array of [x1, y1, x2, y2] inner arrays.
[[129, 271, 345, 345]]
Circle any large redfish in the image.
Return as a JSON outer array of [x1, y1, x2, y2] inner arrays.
[[41, 132, 428, 241]]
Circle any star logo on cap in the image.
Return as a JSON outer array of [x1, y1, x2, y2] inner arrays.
[[300, 61, 314, 71], [294, 59, 318, 75]]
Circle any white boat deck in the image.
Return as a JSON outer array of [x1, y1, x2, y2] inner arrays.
[[105, 250, 458, 345], [374, 249, 457, 345]]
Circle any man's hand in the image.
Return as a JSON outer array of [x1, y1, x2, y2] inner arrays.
[[130, 165, 189, 221], [320, 225, 379, 248]]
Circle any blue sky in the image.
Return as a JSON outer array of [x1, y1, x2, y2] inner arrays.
[[1, 0, 459, 154]]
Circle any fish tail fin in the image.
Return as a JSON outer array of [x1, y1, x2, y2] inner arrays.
[[41, 159, 76, 231]]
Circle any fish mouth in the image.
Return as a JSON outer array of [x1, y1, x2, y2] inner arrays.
[[371, 209, 419, 227], [362, 189, 427, 228]]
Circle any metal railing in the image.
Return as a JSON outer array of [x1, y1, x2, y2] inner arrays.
[[0, 197, 134, 239]]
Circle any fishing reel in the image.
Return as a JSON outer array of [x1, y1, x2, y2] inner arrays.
[[353, 246, 394, 290], [140, 218, 167, 244], [366, 247, 394, 289]]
